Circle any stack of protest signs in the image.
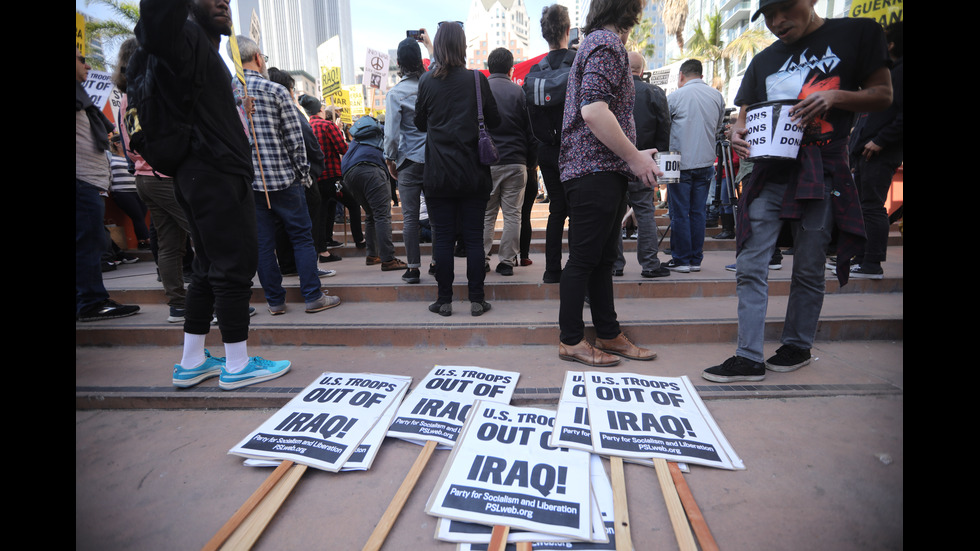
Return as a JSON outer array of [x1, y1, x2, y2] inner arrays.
[[387, 365, 520, 447], [551, 372, 743, 470], [228, 372, 411, 472], [427, 401, 606, 545]]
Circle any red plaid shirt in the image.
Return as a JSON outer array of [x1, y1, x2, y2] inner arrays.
[[309, 115, 348, 180]]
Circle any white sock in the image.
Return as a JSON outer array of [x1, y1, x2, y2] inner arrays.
[[180, 333, 208, 369], [224, 341, 250, 373]]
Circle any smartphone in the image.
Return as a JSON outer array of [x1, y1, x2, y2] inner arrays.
[[569, 27, 580, 46], [406, 30, 424, 41]]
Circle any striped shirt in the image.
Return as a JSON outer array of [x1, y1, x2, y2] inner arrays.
[[244, 69, 310, 191]]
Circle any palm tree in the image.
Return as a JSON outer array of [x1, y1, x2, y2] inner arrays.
[[686, 11, 724, 88], [83, 0, 140, 69], [659, 0, 688, 53], [626, 16, 657, 60]]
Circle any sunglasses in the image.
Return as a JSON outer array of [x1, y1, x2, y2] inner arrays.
[[438, 21, 464, 30], [77, 55, 87, 64]]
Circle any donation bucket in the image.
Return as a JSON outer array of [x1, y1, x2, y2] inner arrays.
[[744, 99, 804, 161], [655, 151, 681, 184]]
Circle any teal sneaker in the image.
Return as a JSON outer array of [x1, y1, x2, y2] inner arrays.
[[219, 357, 291, 390], [173, 349, 225, 388]]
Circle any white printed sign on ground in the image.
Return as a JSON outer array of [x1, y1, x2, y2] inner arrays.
[[387, 365, 519, 448], [426, 401, 595, 541], [229, 373, 411, 472], [584, 373, 744, 470], [444, 454, 618, 549]]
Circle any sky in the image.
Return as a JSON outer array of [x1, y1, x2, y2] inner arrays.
[[76, 0, 558, 74]]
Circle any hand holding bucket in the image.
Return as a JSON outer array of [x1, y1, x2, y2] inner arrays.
[[655, 151, 681, 184]]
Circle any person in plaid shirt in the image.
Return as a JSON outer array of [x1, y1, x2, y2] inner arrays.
[[233, 36, 339, 316]]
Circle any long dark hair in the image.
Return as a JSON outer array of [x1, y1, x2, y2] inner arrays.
[[432, 23, 466, 79], [582, 0, 644, 37]]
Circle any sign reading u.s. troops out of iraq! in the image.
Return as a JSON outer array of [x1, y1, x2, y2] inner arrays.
[[426, 402, 596, 542], [584, 373, 745, 470], [229, 373, 411, 472], [387, 366, 519, 447]]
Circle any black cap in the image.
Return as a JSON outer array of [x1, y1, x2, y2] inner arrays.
[[397, 37, 423, 71], [751, 0, 793, 22]]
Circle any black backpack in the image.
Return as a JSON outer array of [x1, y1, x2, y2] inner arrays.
[[522, 50, 575, 146], [124, 43, 206, 175]]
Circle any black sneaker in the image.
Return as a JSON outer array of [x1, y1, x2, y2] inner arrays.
[[849, 264, 884, 280], [471, 301, 491, 316], [77, 299, 140, 322], [702, 356, 766, 383], [641, 267, 670, 278], [402, 268, 421, 284], [428, 263, 437, 275], [765, 344, 811, 372], [542, 270, 561, 284], [495, 263, 514, 276], [428, 301, 451, 317]]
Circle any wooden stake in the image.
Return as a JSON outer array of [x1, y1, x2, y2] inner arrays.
[[515, 543, 533, 551], [220, 462, 307, 550], [653, 458, 697, 551], [668, 462, 719, 551], [488, 525, 510, 551], [362, 440, 437, 551], [201, 460, 297, 551], [609, 456, 633, 551]]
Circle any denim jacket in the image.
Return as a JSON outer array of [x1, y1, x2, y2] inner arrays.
[[384, 76, 426, 169]]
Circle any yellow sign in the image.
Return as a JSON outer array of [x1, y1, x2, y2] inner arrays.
[[334, 90, 352, 125], [76, 12, 86, 55], [347, 85, 366, 116], [849, 0, 902, 26], [228, 26, 246, 85], [322, 66, 342, 98]]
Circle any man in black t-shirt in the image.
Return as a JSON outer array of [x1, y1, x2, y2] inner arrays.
[[703, 0, 893, 383]]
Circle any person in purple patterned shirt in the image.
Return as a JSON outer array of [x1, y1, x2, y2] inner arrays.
[[556, 0, 663, 368]]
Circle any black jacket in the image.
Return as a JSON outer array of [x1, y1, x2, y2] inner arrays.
[[632, 75, 671, 153], [487, 73, 535, 166], [415, 67, 500, 198]]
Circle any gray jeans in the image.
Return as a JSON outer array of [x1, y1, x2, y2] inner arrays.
[[483, 164, 527, 267], [614, 180, 662, 272], [135, 174, 190, 308], [345, 164, 395, 261], [735, 177, 833, 362], [396, 161, 424, 268]]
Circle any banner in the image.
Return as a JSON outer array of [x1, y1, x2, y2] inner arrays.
[[849, 0, 902, 25], [426, 402, 595, 541], [584, 373, 743, 470], [387, 365, 519, 447], [364, 48, 390, 92], [321, 65, 342, 98], [229, 373, 411, 472]]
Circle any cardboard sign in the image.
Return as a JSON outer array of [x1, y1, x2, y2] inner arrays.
[[364, 48, 390, 92], [321, 65, 342, 98], [229, 373, 411, 472], [584, 373, 743, 470], [387, 365, 519, 447], [81, 70, 114, 110], [426, 402, 594, 541], [347, 85, 366, 116]]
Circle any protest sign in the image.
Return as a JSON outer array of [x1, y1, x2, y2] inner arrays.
[[583, 373, 743, 470], [229, 373, 410, 472], [441, 454, 616, 548], [426, 402, 595, 541], [321, 65, 342, 98], [81, 70, 114, 110], [348, 85, 366, 117], [364, 48, 390, 92], [387, 365, 519, 447], [334, 89, 352, 125], [549, 371, 595, 452]]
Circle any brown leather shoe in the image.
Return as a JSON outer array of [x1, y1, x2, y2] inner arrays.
[[381, 258, 408, 271], [559, 340, 621, 367], [365, 256, 381, 266], [595, 333, 656, 361]]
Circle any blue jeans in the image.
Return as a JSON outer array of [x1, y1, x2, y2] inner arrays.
[[615, 181, 663, 272], [735, 177, 833, 362], [76, 178, 110, 316], [668, 166, 713, 266], [397, 161, 425, 268], [254, 183, 322, 306]]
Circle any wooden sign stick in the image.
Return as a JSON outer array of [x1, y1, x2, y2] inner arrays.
[[488, 525, 510, 551], [668, 462, 719, 551], [221, 462, 308, 550], [609, 456, 633, 551], [515, 543, 533, 551], [362, 440, 438, 551], [653, 458, 697, 551], [201, 459, 296, 551]]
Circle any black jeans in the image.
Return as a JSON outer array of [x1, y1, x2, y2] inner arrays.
[[427, 194, 489, 304], [559, 171, 627, 345], [174, 158, 257, 343], [539, 144, 567, 275]]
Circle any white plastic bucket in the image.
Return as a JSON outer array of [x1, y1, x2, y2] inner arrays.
[[655, 151, 681, 184]]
